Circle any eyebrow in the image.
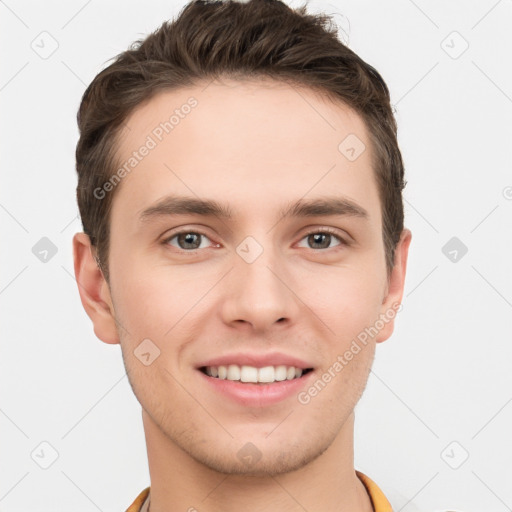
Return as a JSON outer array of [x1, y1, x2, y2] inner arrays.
[[139, 196, 234, 222], [279, 196, 368, 220], [138, 195, 369, 223]]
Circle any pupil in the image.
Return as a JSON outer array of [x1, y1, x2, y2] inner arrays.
[[310, 233, 329, 249], [179, 233, 200, 249]]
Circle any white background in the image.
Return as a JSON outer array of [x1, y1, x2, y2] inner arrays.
[[1, 0, 511, 511]]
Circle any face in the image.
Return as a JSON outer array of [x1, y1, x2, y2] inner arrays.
[[75, 78, 410, 476]]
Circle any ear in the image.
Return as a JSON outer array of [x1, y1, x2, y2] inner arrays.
[[375, 228, 412, 343], [72, 232, 120, 345]]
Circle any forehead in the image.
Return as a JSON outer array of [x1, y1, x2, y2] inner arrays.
[[117, 77, 370, 157], [111, 78, 380, 225]]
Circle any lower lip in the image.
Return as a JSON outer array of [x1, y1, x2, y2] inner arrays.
[[198, 369, 315, 407]]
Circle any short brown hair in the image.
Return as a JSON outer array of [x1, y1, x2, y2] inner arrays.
[[75, 0, 406, 283]]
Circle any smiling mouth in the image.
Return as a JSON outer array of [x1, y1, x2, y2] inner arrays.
[[199, 364, 314, 384]]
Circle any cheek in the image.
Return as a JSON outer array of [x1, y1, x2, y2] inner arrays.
[[122, 347, 203, 434], [298, 338, 375, 425], [111, 258, 201, 335], [294, 264, 385, 337]]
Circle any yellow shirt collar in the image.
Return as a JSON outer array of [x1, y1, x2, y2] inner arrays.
[[126, 471, 393, 512]]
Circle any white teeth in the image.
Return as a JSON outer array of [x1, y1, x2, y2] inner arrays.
[[203, 364, 308, 383], [274, 365, 287, 381], [240, 365, 258, 382], [258, 366, 275, 383], [227, 364, 240, 380]]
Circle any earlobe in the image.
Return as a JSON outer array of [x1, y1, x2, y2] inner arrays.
[[72, 232, 120, 345], [376, 228, 412, 343]]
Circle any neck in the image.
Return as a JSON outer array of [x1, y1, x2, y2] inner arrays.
[[142, 410, 373, 512]]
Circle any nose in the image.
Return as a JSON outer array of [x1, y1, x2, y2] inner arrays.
[[220, 241, 301, 334]]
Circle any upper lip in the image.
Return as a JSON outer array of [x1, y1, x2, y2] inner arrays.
[[196, 352, 314, 370]]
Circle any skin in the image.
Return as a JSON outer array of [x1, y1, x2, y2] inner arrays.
[[73, 78, 411, 512]]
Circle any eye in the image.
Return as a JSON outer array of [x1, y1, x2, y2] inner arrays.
[[297, 228, 346, 250], [163, 231, 216, 251]]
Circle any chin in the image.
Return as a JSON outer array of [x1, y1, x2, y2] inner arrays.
[[190, 440, 327, 477]]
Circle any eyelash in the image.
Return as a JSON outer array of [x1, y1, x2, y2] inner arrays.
[[162, 227, 348, 252]]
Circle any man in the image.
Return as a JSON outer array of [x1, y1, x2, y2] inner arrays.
[[73, 0, 411, 510]]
